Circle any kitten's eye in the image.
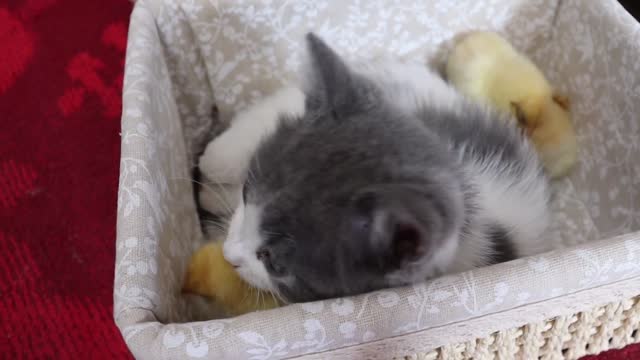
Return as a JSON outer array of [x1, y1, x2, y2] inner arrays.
[[257, 248, 284, 275], [256, 248, 270, 261]]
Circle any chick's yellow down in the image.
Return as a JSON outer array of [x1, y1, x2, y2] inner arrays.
[[183, 241, 281, 316], [445, 31, 577, 179]]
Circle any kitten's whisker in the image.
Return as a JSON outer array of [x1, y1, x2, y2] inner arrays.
[[246, 286, 253, 305], [268, 289, 279, 305], [170, 176, 236, 214], [201, 219, 230, 232], [206, 179, 236, 214], [255, 153, 264, 178], [240, 284, 252, 305], [202, 178, 237, 215], [263, 230, 288, 239], [275, 289, 287, 304], [252, 287, 260, 307], [246, 168, 257, 187], [171, 176, 216, 194]]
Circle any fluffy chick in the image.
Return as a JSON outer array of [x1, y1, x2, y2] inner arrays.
[[445, 30, 577, 179], [183, 241, 281, 317]]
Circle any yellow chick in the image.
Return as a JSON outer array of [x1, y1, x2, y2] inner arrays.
[[445, 30, 577, 179], [182, 241, 281, 316]]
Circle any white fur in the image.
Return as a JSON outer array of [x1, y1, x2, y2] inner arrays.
[[354, 59, 460, 114], [222, 201, 275, 291], [450, 151, 551, 274]]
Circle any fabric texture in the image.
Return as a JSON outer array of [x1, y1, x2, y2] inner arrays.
[[114, 0, 640, 359], [0, 0, 133, 358]]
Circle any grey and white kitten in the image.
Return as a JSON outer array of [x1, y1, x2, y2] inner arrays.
[[198, 33, 550, 303]]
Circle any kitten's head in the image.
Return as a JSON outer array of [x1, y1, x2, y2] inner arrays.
[[223, 33, 466, 303]]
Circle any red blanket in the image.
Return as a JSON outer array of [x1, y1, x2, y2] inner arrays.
[[0, 0, 636, 359], [1, 0, 132, 358]]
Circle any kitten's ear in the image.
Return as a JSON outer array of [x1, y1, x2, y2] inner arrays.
[[351, 190, 429, 269], [305, 33, 372, 117]]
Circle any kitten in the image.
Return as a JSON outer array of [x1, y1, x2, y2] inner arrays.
[[198, 33, 551, 303]]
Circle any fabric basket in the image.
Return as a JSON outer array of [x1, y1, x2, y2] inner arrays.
[[115, 0, 640, 358]]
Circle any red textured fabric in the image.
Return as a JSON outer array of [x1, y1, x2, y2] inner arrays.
[[0, 0, 637, 359], [0, 0, 132, 358]]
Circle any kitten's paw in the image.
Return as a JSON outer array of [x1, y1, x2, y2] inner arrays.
[[199, 134, 249, 185], [200, 86, 305, 186]]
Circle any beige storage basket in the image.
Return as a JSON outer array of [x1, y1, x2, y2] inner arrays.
[[115, 0, 640, 358]]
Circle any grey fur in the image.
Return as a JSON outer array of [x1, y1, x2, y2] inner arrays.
[[242, 33, 548, 302]]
